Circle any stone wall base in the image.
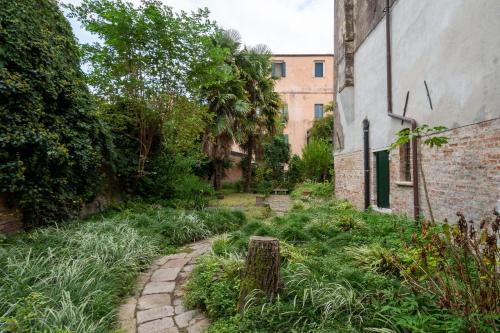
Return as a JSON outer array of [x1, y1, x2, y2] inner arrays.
[[0, 196, 23, 235], [334, 118, 500, 222]]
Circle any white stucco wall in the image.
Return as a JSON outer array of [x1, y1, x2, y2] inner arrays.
[[338, 0, 500, 153]]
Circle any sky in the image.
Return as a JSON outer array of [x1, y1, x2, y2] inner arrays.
[[63, 0, 334, 54]]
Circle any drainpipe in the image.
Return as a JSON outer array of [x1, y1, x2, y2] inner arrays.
[[363, 119, 370, 210], [385, 0, 420, 220]]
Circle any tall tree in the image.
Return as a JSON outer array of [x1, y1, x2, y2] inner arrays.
[[237, 46, 281, 192], [66, 0, 216, 183], [197, 30, 248, 190]]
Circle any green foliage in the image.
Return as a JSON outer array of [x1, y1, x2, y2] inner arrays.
[[0, 0, 110, 226], [237, 45, 282, 191], [389, 125, 449, 152], [186, 196, 492, 332], [301, 139, 333, 182], [185, 254, 244, 320], [309, 114, 334, 142], [290, 181, 333, 200], [262, 135, 291, 179], [67, 0, 215, 186], [138, 154, 213, 209], [197, 29, 249, 189], [0, 202, 245, 332], [287, 154, 304, 186]]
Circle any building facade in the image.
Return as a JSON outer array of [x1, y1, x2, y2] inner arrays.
[[334, 0, 500, 222], [272, 54, 335, 155]]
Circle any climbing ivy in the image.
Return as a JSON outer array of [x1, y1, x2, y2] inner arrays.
[[0, 0, 110, 227]]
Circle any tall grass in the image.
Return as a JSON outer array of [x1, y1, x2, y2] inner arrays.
[[0, 203, 246, 332]]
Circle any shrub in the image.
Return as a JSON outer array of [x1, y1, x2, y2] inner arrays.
[[139, 154, 213, 209], [309, 114, 334, 142], [287, 154, 304, 186], [185, 255, 244, 319], [0, 0, 110, 227], [291, 181, 333, 200], [301, 139, 333, 182]]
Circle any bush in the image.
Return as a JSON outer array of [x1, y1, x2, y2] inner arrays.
[[309, 114, 334, 142], [0, 0, 110, 227], [291, 181, 333, 200], [301, 139, 333, 182], [139, 154, 213, 209], [185, 255, 244, 319]]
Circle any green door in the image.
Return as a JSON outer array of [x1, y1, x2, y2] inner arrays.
[[375, 150, 390, 208]]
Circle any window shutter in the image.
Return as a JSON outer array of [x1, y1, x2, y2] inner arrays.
[[281, 62, 286, 77]]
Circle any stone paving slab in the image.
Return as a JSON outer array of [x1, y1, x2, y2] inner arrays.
[[137, 294, 171, 310], [143, 281, 176, 294], [119, 239, 213, 333], [151, 267, 182, 282]]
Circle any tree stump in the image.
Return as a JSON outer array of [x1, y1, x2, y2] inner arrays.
[[237, 236, 280, 312]]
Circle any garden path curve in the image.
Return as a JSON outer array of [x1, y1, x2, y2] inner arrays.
[[118, 240, 212, 333]]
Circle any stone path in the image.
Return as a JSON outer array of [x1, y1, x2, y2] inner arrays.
[[118, 240, 212, 333], [266, 195, 292, 216]]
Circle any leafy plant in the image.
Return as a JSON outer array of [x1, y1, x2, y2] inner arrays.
[[395, 212, 499, 331], [301, 139, 333, 182], [0, 0, 110, 227], [389, 125, 449, 151]]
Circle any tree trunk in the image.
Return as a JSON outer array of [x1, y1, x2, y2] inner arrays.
[[244, 136, 254, 193], [214, 160, 222, 190], [237, 236, 280, 312]]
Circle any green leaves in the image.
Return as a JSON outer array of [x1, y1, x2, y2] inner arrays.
[[0, 0, 110, 226], [389, 124, 449, 151]]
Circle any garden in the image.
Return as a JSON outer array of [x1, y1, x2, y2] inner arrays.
[[0, 1, 498, 333]]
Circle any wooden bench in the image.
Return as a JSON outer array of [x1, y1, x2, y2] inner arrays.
[[272, 188, 288, 195]]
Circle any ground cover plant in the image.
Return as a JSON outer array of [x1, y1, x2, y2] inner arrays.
[[0, 203, 246, 332], [185, 193, 499, 333]]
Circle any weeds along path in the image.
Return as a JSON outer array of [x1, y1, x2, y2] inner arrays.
[[118, 240, 212, 333]]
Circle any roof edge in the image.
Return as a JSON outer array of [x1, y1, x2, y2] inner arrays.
[[272, 53, 334, 57]]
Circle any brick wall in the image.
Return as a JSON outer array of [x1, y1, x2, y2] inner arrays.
[[0, 196, 23, 235], [418, 118, 500, 223], [334, 118, 500, 223], [334, 150, 365, 209]]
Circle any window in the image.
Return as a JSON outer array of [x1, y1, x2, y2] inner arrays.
[[283, 134, 289, 145], [399, 142, 411, 181], [314, 61, 324, 77], [272, 62, 286, 78], [281, 104, 288, 123], [314, 104, 324, 119]]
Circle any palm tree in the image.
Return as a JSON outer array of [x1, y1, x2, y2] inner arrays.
[[200, 30, 248, 189], [237, 45, 282, 192]]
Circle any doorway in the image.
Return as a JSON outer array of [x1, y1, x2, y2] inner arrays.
[[375, 150, 390, 209]]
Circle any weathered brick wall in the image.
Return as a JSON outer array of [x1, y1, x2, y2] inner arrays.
[[0, 196, 23, 235], [388, 146, 416, 217], [418, 118, 500, 223], [334, 118, 500, 223], [334, 150, 365, 209]]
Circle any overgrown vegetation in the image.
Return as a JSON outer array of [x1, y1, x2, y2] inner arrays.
[[0, 0, 110, 227], [185, 190, 499, 333], [0, 203, 246, 332]]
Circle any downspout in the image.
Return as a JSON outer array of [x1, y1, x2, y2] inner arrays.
[[385, 0, 420, 220], [363, 119, 370, 210]]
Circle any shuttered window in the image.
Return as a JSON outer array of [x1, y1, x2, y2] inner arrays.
[[272, 62, 286, 78], [314, 62, 324, 77], [314, 104, 324, 119]]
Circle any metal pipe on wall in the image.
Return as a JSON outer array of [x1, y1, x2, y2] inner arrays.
[[385, 0, 420, 220], [363, 119, 370, 210]]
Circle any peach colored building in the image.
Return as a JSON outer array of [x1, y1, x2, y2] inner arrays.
[[272, 54, 335, 155]]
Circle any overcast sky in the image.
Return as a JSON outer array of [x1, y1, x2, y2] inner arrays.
[[64, 0, 334, 54]]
